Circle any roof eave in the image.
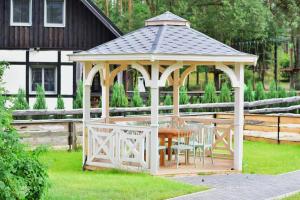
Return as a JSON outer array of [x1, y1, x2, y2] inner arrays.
[[69, 53, 258, 65]]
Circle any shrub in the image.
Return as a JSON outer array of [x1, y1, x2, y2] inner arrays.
[[73, 81, 83, 109], [55, 96, 65, 119], [179, 86, 190, 105], [288, 90, 297, 97], [277, 86, 287, 98], [244, 81, 255, 102], [202, 82, 218, 103], [13, 88, 29, 110], [0, 64, 48, 200], [131, 87, 143, 107], [163, 95, 172, 113], [33, 84, 47, 110], [110, 83, 128, 107], [219, 82, 232, 102], [254, 82, 266, 100], [267, 80, 277, 99]]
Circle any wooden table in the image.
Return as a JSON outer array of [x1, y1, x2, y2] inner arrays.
[[158, 127, 191, 166]]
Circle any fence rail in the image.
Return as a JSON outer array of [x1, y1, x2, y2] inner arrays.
[[12, 96, 300, 117]]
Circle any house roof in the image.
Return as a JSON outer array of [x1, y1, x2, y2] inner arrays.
[[70, 11, 258, 64], [80, 0, 122, 37]]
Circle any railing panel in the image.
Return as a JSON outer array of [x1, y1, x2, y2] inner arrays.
[[86, 122, 152, 172]]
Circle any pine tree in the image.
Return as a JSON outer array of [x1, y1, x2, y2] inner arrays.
[[179, 86, 190, 105], [163, 95, 172, 113], [244, 81, 255, 102], [254, 82, 266, 100], [110, 83, 128, 107], [202, 82, 218, 103], [55, 95, 65, 119], [33, 84, 47, 110], [267, 80, 277, 99], [131, 87, 143, 107], [73, 81, 83, 109], [219, 83, 232, 102], [277, 86, 287, 98], [13, 88, 29, 110]]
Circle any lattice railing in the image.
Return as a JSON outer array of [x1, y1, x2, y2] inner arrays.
[[86, 122, 152, 172]]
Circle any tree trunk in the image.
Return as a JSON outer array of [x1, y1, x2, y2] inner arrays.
[[294, 36, 300, 89]]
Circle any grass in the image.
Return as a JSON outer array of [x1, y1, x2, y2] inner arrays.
[[40, 151, 206, 200], [284, 193, 300, 200], [243, 141, 300, 175]]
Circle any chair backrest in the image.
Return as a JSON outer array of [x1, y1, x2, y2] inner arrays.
[[203, 125, 215, 146]]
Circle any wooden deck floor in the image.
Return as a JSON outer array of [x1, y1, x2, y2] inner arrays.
[[157, 156, 235, 176]]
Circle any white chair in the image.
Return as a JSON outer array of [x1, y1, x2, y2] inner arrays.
[[171, 124, 194, 168]]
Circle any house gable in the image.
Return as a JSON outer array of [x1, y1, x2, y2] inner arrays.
[[0, 0, 121, 50]]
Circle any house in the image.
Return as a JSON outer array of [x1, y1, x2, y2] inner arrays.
[[0, 0, 121, 109]]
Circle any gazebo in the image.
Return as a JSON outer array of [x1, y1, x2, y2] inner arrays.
[[69, 11, 258, 175]]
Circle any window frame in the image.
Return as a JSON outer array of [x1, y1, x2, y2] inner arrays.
[[29, 65, 57, 95], [10, 0, 32, 26], [44, 0, 66, 28]]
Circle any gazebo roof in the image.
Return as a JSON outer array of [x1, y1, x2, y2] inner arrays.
[[70, 12, 258, 64]]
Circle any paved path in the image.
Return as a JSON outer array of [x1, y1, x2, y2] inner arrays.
[[172, 170, 300, 200]]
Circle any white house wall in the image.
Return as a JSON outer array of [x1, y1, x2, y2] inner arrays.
[[0, 50, 76, 110], [2, 65, 26, 94]]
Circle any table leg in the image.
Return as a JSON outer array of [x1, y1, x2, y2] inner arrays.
[[159, 136, 165, 166], [168, 137, 172, 161]]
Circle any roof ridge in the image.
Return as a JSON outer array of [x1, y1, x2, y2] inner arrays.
[[150, 26, 167, 53]]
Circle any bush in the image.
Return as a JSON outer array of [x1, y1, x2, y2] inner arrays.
[[277, 86, 287, 98], [33, 84, 47, 110], [254, 82, 266, 100], [13, 88, 29, 110], [179, 86, 190, 105], [55, 96, 65, 119], [131, 87, 143, 107], [219, 82, 232, 102], [267, 80, 277, 99], [73, 81, 83, 109], [0, 64, 48, 200], [202, 82, 218, 103], [244, 81, 255, 102], [110, 83, 128, 107], [163, 95, 172, 113]]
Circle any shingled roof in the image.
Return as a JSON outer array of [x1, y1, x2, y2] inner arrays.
[[71, 11, 257, 64]]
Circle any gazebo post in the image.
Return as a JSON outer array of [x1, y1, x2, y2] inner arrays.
[[173, 69, 180, 117], [83, 62, 93, 165], [234, 63, 244, 171], [150, 61, 159, 174], [101, 63, 110, 123]]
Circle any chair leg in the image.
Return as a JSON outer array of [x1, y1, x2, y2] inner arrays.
[[210, 148, 214, 165]]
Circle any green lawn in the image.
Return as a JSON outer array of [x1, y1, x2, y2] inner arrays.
[[284, 193, 300, 200], [40, 151, 206, 200], [243, 141, 300, 175]]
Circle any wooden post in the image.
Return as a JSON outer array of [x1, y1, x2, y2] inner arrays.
[[150, 61, 159, 175], [173, 69, 180, 117], [102, 63, 110, 123], [83, 62, 92, 166], [234, 63, 244, 171]]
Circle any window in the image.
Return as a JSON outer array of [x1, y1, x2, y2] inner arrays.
[[30, 66, 57, 94], [10, 0, 32, 26], [44, 0, 66, 27]]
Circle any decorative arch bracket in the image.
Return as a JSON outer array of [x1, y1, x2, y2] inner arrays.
[[85, 62, 105, 86], [216, 63, 239, 88], [158, 61, 183, 87], [179, 64, 196, 86], [131, 62, 151, 87]]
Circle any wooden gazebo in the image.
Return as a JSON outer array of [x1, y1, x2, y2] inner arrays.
[[69, 11, 258, 175]]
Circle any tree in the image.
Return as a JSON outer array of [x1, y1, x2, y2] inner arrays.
[[219, 83, 232, 102], [202, 82, 218, 103], [110, 83, 128, 107], [131, 86, 143, 107], [55, 96, 65, 119], [244, 81, 255, 102], [73, 81, 83, 109], [179, 86, 190, 105], [33, 85, 47, 110], [267, 80, 278, 99], [13, 88, 29, 110], [254, 82, 266, 100], [0, 63, 48, 200]]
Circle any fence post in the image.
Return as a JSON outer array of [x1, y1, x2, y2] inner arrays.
[[277, 116, 280, 144], [68, 122, 77, 151]]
